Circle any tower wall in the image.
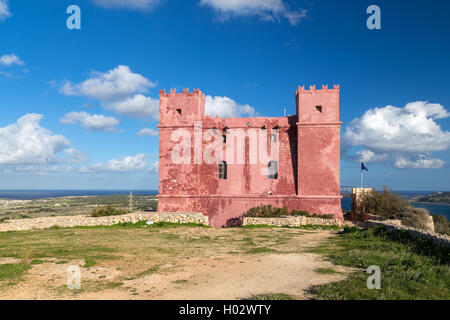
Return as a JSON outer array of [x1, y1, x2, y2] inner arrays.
[[296, 85, 342, 215]]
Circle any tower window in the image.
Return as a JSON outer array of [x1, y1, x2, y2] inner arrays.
[[268, 161, 278, 179], [218, 161, 227, 179], [316, 106, 322, 113], [222, 135, 227, 143], [270, 134, 277, 143], [176, 109, 182, 115]]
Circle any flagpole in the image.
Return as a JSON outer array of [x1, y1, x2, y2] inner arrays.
[[361, 170, 363, 188], [360, 158, 363, 188]]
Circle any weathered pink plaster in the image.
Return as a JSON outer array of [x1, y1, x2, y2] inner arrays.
[[157, 85, 343, 227]]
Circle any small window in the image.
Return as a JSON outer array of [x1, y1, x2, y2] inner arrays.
[[218, 161, 227, 179], [268, 161, 278, 180], [176, 109, 182, 115], [222, 135, 227, 143], [316, 106, 322, 113], [270, 134, 277, 143]]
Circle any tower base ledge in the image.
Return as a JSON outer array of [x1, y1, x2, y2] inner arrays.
[[157, 194, 343, 228]]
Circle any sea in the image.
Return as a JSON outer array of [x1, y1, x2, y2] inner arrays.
[[0, 189, 449, 219]]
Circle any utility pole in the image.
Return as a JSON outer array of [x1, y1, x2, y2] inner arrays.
[[129, 191, 133, 213]]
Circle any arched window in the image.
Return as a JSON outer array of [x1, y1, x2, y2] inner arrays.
[[218, 161, 227, 179], [268, 161, 278, 179]]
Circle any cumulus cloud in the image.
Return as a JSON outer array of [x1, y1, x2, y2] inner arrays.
[[0, 114, 83, 167], [137, 128, 159, 137], [200, 0, 307, 25], [92, 0, 161, 11], [344, 101, 450, 169], [61, 111, 120, 132], [61, 65, 156, 101], [205, 95, 256, 118], [0, 54, 24, 66], [394, 155, 445, 170], [0, 0, 11, 21], [60, 65, 159, 121], [106, 94, 159, 120], [90, 154, 149, 172]]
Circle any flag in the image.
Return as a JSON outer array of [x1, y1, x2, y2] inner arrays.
[[361, 162, 368, 172]]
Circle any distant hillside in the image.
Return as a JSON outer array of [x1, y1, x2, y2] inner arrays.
[[414, 192, 450, 205]]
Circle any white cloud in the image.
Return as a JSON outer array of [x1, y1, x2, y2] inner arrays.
[[148, 161, 159, 173], [92, 0, 161, 11], [61, 65, 156, 101], [61, 111, 120, 132], [137, 128, 159, 137], [200, 0, 307, 25], [205, 95, 256, 118], [344, 101, 450, 169], [64, 148, 89, 163], [91, 154, 149, 172], [0, 54, 24, 66], [60, 65, 159, 121], [356, 149, 389, 163], [0, 0, 11, 21], [106, 94, 159, 120], [0, 114, 78, 166], [394, 155, 445, 170]]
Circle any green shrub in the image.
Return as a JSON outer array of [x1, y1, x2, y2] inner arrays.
[[361, 187, 433, 230], [245, 205, 334, 219], [433, 215, 450, 236], [90, 206, 127, 217], [361, 186, 407, 218]]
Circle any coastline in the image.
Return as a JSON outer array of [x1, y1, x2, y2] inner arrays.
[[411, 201, 450, 206]]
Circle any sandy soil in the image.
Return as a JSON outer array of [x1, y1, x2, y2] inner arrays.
[[0, 230, 351, 300]]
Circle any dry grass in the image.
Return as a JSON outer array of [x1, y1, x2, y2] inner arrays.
[[0, 223, 342, 299]]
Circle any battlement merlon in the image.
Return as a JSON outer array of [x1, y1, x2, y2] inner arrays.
[[159, 88, 205, 97], [296, 84, 340, 124], [296, 84, 340, 96]]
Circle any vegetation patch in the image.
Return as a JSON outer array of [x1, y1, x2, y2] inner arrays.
[[244, 247, 277, 254], [245, 205, 335, 219], [243, 293, 294, 300], [173, 279, 189, 284], [432, 215, 450, 236], [90, 206, 127, 217], [308, 226, 450, 299], [135, 265, 160, 278], [315, 268, 341, 275], [0, 263, 31, 286], [361, 187, 433, 230], [83, 258, 97, 268]]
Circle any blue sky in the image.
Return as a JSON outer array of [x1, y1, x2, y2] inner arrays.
[[0, 0, 449, 191]]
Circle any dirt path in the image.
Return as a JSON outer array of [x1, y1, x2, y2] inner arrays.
[[0, 229, 350, 300]]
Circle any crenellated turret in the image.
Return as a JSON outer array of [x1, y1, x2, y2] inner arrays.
[[159, 88, 205, 125]]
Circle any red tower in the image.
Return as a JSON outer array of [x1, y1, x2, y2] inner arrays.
[[157, 86, 343, 227]]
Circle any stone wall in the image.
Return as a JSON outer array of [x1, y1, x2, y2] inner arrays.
[[243, 216, 343, 227], [365, 220, 450, 248], [0, 212, 209, 232]]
